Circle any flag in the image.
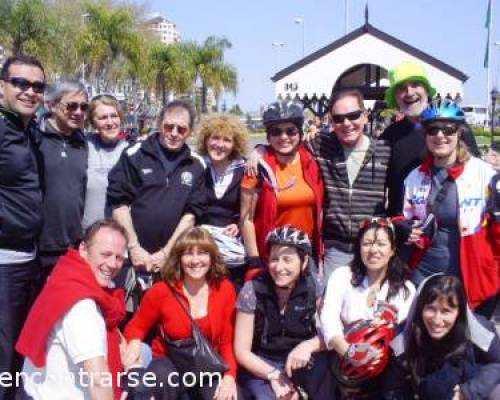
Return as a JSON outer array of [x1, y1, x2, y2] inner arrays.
[[484, 0, 492, 68]]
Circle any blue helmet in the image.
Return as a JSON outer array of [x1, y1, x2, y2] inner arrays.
[[420, 101, 465, 124]]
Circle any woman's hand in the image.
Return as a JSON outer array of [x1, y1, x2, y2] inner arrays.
[[245, 145, 265, 177], [150, 249, 167, 272], [269, 373, 297, 399], [121, 339, 143, 370], [285, 341, 313, 377], [406, 224, 423, 245], [223, 224, 239, 237], [213, 375, 238, 400], [452, 385, 465, 400]]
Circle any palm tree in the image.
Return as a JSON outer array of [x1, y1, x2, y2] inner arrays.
[[189, 36, 238, 113], [76, 1, 143, 91]]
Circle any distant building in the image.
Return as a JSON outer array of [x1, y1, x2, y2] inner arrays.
[[272, 19, 467, 109], [144, 13, 181, 45]]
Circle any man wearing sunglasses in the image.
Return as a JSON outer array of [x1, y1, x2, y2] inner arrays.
[[36, 80, 88, 284], [0, 55, 45, 400], [381, 61, 480, 216], [108, 100, 207, 277]]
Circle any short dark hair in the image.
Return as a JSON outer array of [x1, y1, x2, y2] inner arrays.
[[328, 88, 365, 113], [1, 54, 45, 81], [157, 100, 196, 130], [82, 219, 128, 247]]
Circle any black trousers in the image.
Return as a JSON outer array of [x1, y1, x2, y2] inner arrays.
[[0, 259, 38, 400]]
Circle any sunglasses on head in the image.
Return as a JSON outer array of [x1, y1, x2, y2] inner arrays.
[[62, 102, 89, 112], [331, 110, 363, 124], [163, 123, 189, 135], [4, 77, 46, 94], [268, 126, 300, 138], [360, 217, 395, 233], [424, 124, 459, 137]]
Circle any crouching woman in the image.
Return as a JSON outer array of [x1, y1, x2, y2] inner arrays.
[[234, 226, 333, 399], [383, 274, 500, 400]]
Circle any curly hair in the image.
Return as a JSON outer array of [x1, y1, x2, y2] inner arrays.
[[350, 219, 411, 302], [196, 113, 248, 160], [160, 227, 227, 286]]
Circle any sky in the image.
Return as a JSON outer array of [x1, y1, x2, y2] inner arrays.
[[142, 0, 500, 113]]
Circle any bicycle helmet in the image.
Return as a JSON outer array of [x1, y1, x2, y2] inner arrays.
[[420, 101, 465, 125], [262, 101, 304, 128], [331, 319, 396, 387], [265, 225, 312, 255]]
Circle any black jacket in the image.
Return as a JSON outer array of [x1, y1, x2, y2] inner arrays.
[[36, 118, 88, 253], [382, 316, 500, 400], [107, 133, 207, 253], [0, 106, 42, 251], [381, 118, 480, 216]]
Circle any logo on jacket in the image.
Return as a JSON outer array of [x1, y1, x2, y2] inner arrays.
[[181, 171, 193, 186], [142, 168, 152, 175]]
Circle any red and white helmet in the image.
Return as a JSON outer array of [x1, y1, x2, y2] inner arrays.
[[332, 316, 396, 387]]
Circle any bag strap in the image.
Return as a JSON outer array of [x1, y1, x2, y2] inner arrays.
[[166, 283, 204, 335], [426, 172, 455, 216]]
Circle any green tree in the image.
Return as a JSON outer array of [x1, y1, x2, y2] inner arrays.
[[188, 36, 238, 114], [0, 0, 52, 55], [76, 1, 143, 91], [229, 104, 244, 115]]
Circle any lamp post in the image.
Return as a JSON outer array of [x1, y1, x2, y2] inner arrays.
[[272, 41, 286, 71], [491, 87, 498, 145], [81, 13, 90, 86], [294, 17, 305, 57]]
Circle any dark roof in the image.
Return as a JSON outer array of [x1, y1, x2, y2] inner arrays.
[[271, 23, 468, 83]]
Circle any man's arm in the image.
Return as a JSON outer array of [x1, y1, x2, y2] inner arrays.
[[82, 356, 114, 400], [112, 205, 152, 271]]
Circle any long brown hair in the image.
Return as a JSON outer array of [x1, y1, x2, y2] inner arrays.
[[161, 227, 227, 285]]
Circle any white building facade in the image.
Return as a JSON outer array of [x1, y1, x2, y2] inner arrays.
[[145, 14, 181, 45], [272, 22, 467, 107]]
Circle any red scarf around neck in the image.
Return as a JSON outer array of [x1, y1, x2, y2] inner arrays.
[[16, 248, 126, 398]]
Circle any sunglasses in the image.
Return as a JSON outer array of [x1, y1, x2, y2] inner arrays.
[[331, 110, 363, 124], [163, 123, 189, 135], [4, 77, 46, 94], [268, 126, 300, 137], [62, 102, 89, 112], [424, 124, 458, 137], [360, 217, 395, 233]]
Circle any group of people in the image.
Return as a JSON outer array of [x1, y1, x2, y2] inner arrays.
[[0, 52, 499, 400]]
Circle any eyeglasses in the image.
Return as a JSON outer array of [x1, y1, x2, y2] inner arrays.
[[3, 77, 46, 94], [424, 124, 458, 137], [163, 123, 189, 135], [268, 126, 300, 137], [62, 102, 89, 112], [91, 94, 118, 102], [331, 110, 363, 124], [360, 217, 395, 233]]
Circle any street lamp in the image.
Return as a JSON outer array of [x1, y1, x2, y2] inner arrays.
[[491, 87, 498, 145], [294, 17, 305, 57], [81, 13, 90, 86], [272, 42, 286, 71]]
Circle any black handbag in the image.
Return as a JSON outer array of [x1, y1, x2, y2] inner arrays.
[[159, 285, 229, 376]]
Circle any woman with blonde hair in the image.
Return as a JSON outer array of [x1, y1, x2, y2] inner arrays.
[[197, 113, 248, 286], [124, 227, 238, 399], [397, 102, 499, 318]]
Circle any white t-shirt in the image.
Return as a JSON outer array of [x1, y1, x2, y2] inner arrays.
[[320, 266, 415, 347], [22, 299, 107, 400]]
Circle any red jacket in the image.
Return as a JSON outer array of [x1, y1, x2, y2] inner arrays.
[[125, 279, 237, 377], [401, 156, 500, 308], [253, 145, 324, 261]]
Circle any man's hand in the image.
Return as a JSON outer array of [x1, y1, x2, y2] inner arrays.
[[150, 250, 167, 273], [269, 372, 297, 400], [223, 224, 239, 238], [121, 339, 143, 370], [129, 245, 153, 272]]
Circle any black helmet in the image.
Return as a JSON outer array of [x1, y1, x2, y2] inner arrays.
[[262, 101, 304, 128], [265, 225, 312, 255]]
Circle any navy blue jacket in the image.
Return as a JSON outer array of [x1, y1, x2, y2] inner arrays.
[[107, 133, 207, 253], [0, 106, 42, 251]]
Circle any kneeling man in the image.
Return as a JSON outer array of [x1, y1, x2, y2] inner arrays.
[[16, 220, 128, 400]]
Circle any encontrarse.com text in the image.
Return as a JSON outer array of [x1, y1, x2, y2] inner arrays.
[[0, 371, 222, 388]]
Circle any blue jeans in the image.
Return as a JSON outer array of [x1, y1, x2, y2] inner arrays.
[[0, 259, 39, 400]]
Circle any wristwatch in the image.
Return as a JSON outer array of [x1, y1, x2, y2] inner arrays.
[[266, 368, 281, 381]]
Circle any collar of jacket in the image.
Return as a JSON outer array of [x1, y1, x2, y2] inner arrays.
[[142, 131, 192, 162], [0, 104, 28, 129], [38, 115, 86, 145], [419, 154, 465, 180]]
